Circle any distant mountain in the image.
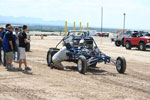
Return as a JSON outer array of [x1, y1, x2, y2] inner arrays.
[[0, 15, 120, 32], [0, 15, 66, 26]]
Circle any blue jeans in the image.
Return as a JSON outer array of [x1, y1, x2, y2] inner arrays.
[[14, 45, 20, 61], [3, 50, 6, 66], [0, 47, 1, 64]]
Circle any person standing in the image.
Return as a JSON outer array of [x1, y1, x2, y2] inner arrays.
[[1, 24, 11, 66], [18, 25, 31, 71], [3, 26, 15, 70], [14, 28, 20, 62], [0, 27, 4, 64]]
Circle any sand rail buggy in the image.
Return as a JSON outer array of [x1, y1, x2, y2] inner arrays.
[[47, 31, 126, 74]]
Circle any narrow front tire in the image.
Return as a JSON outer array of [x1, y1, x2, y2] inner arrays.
[[116, 56, 126, 74]]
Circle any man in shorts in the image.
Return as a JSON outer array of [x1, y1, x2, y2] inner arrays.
[[3, 26, 15, 70], [18, 25, 31, 71]]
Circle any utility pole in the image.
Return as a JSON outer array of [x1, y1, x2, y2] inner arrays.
[[101, 7, 103, 33], [87, 22, 89, 31], [123, 13, 126, 34]]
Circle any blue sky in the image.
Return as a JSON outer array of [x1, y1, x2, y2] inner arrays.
[[0, 0, 150, 29]]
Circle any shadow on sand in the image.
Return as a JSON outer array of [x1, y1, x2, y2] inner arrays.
[[131, 48, 150, 52], [64, 66, 118, 76], [7, 68, 33, 75]]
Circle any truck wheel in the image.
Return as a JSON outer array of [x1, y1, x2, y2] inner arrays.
[[122, 39, 125, 47], [77, 56, 87, 74], [26, 43, 30, 51], [116, 56, 126, 74], [125, 41, 131, 50], [47, 48, 59, 68], [115, 41, 121, 46], [139, 42, 146, 51]]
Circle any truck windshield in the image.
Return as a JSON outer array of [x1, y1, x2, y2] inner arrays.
[[140, 33, 150, 37]]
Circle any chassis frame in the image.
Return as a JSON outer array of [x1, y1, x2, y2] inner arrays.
[[47, 31, 126, 74]]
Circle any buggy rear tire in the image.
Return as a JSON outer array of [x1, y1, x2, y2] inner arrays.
[[47, 48, 59, 68], [116, 56, 126, 74], [77, 56, 87, 74]]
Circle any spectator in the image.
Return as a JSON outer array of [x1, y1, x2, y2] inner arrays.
[[18, 25, 31, 71], [1, 24, 11, 66], [0, 27, 4, 64], [3, 26, 15, 70], [14, 28, 20, 62]]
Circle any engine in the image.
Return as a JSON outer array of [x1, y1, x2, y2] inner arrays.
[[79, 37, 100, 56]]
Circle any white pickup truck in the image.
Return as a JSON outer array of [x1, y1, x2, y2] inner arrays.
[[114, 31, 137, 46]]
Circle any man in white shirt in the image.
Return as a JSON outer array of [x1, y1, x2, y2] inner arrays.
[[52, 47, 69, 70]]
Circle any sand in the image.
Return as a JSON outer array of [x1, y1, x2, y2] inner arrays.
[[0, 36, 150, 100]]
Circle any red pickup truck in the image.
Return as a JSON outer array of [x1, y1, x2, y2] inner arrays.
[[124, 32, 150, 51]]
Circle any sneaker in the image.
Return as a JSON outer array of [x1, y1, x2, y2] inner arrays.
[[16, 60, 19, 63], [6, 66, 9, 69], [8, 66, 15, 70], [25, 67, 31, 71], [18, 67, 24, 71], [54, 65, 64, 70]]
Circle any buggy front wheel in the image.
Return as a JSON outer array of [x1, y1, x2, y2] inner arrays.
[[77, 56, 87, 74], [116, 56, 126, 74]]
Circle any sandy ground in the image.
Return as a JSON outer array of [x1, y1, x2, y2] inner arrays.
[[0, 36, 150, 100]]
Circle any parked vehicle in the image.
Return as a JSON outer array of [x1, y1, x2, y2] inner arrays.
[[114, 31, 138, 47], [96, 33, 109, 37], [124, 32, 150, 51], [110, 33, 118, 42]]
